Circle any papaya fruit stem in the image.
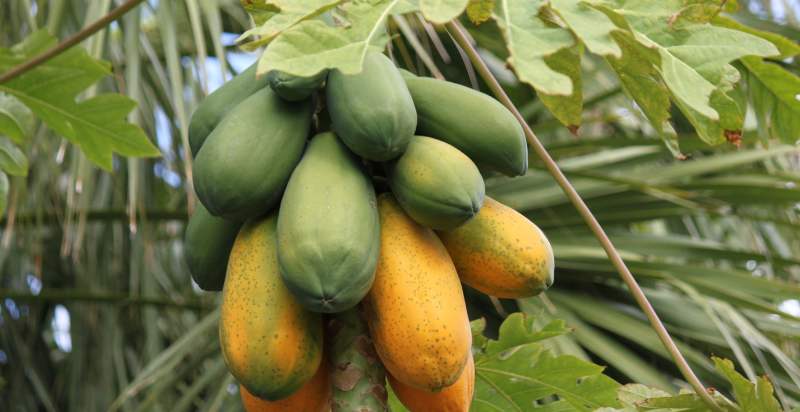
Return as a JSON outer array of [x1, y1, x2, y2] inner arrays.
[[444, 20, 724, 412]]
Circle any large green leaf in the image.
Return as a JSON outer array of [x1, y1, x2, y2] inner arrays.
[[237, 0, 343, 51], [0, 30, 160, 170], [472, 313, 621, 411], [257, 0, 417, 77]]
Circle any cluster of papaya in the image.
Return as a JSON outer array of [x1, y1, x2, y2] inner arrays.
[[184, 52, 555, 412]]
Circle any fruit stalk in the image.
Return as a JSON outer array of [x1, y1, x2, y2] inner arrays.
[[328, 308, 388, 412]]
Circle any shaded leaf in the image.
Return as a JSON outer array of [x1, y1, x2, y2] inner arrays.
[[0, 30, 160, 170], [741, 57, 800, 144], [420, 0, 468, 23], [0, 137, 28, 176], [237, 0, 343, 51], [712, 15, 800, 59], [714, 357, 782, 412], [466, 0, 494, 25], [0, 92, 34, 144]]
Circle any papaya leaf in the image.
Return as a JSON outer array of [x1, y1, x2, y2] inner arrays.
[[237, 0, 343, 51], [0, 92, 34, 144], [420, 0, 468, 23], [0, 137, 28, 177], [466, 0, 494, 25], [741, 57, 800, 145], [239, 0, 281, 25], [713, 357, 782, 412], [590, 0, 779, 145], [493, 0, 575, 97], [258, 0, 418, 77], [549, 0, 622, 58], [538, 45, 583, 130], [0, 30, 160, 170], [473, 312, 619, 411], [712, 15, 800, 60]]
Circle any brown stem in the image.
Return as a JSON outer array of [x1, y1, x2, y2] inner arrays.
[[0, 0, 146, 84], [445, 20, 723, 412]]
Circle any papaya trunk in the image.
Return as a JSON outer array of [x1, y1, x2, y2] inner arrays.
[[328, 308, 388, 412]]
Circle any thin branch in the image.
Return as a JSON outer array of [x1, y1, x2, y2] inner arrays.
[[0, 288, 213, 310], [444, 20, 724, 412], [0, 210, 187, 226], [392, 15, 445, 80], [0, 0, 146, 84]]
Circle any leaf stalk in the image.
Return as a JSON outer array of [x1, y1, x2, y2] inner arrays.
[[444, 20, 723, 412]]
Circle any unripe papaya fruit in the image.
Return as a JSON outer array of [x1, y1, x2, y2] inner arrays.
[[363, 194, 471, 391], [183, 203, 241, 291], [438, 197, 554, 298], [388, 136, 485, 230], [388, 352, 474, 412], [193, 87, 312, 221], [267, 69, 328, 102], [402, 73, 527, 176], [188, 63, 269, 156], [220, 215, 323, 400], [277, 133, 380, 313], [240, 358, 331, 412], [327, 52, 416, 161]]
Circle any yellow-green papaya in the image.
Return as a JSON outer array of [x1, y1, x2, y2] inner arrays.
[[220, 214, 323, 400]]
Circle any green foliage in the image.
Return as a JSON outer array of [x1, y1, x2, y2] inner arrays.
[[472, 313, 621, 411], [0, 30, 159, 171], [243, 0, 799, 151]]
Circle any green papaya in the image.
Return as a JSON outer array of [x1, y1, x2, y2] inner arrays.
[[277, 132, 380, 313], [402, 74, 528, 176], [193, 87, 312, 221], [188, 63, 269, 156], [326, 52, 416, 161], [183, 203, 241, 291], [267, 69, 328, 102], [388, 136, 485, 230], [220, 214, 323, 400]]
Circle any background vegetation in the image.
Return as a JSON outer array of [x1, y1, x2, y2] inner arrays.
[[0, 0, 798, 411]]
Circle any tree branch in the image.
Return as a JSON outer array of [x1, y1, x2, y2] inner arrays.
[[0, 0, 146, 84], [444, 20, 723, 412]]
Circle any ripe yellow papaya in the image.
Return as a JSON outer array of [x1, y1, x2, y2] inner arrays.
[[220, 215, 323, 400], [438, 197, 554, 298], [389, 352, 474, 412], [363, 194, 471, 391], [240, 357, 331, 412]]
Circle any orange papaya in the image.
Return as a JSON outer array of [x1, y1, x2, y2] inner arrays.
[[363, 194, 471, 391], [438, 197, 554, 298], [240, 358, 331, 412], [389, 353, 474, 412], [220, 214, 323, 400]]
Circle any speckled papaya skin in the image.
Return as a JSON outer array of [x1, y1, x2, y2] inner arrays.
[[389, 352, 474, 412], [240, 357, 331, 412], [388, 136, 485, 231], [220, 214, 323, 401], [363, 194, 471, 391], [437, 197, 554, 298]]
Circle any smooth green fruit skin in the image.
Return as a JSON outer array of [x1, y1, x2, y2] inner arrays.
[[267, 70, 328, 102], [193, 87, 312, 221], [402, 74, 528, 176], [188, 63, 269, 156], [326, 52, 416, 161], [389, 136, 485, 231], [277, 133, 380, 313], [183, 203, 242, 291]]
